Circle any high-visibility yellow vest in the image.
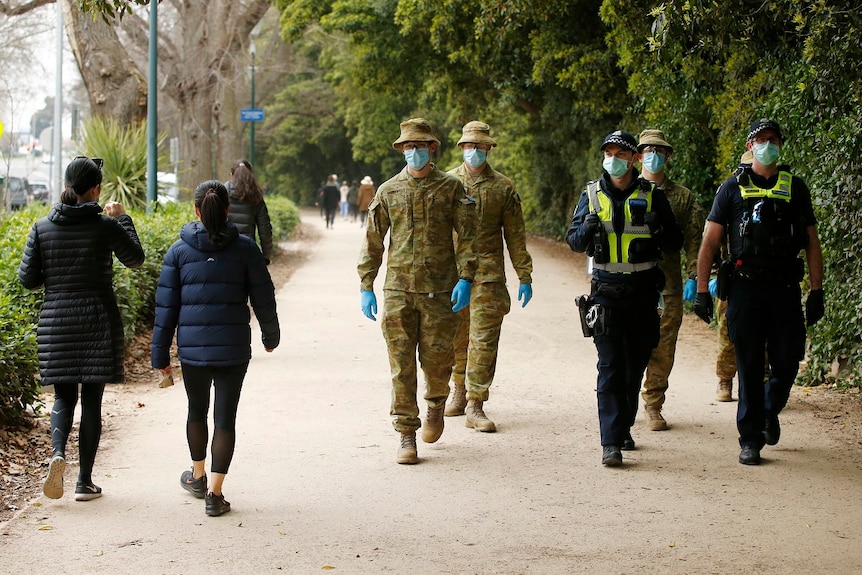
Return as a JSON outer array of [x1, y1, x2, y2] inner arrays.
[[587, 180, 660, 273]]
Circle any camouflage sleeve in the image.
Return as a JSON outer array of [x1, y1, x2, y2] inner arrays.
[[502, 187, 533, 284], [684, 202, 705, 279], [454, 188, 478, 282], [357, 193, 388, 291]]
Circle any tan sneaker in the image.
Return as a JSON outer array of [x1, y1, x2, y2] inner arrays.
[[396, 431, 418, 464], [716, 380, 733, 402], [645, 407, 668, 431]]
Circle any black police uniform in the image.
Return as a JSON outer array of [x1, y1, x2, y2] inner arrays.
[[707, 165, 816, 450], [567, 170, 683, 449]]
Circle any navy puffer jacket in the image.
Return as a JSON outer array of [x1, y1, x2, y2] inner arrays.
[[151, 221, 279, 369], [18, 202, 145, 386]]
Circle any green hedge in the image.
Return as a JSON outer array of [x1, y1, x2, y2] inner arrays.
[[0, 198, 300, 424]]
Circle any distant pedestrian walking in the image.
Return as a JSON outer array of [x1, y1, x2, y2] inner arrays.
[[357, 176, 375, 227], [322, 174, 340, 229], [226, 159, 273, 264]]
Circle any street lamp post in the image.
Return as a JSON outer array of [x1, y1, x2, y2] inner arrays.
[[249, 38, 256, 166]]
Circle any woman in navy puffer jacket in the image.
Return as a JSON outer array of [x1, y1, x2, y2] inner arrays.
[[151, 180, 279, 517]]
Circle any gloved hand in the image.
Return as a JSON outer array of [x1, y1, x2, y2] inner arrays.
[[451, 279, 472, 313], [644, 212, 661, 234], [518, 283, 533, 307], [583, 213, 600, 235], [683, 278, 697, 301], [360, 289, 377, 321], [805, 288, 824, 326], [708, 277, 718, 297], [693, 291, 713, 324]]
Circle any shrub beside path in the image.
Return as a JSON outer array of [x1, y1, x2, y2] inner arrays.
[[2, 208, 861, 574]]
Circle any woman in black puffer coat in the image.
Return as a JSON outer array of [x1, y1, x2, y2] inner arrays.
[[151, 180, 279, 517], [225, 159, 273, 264], [18, 156, 145, 502]]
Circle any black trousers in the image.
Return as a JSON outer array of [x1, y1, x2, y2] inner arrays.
[[592, 290, 660, 447], [725, 276, 805, 448]]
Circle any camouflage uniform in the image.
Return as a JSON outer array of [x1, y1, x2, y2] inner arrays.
[[715, 298, 737, 379], [641, 179, 704, 408], [448, 163, 533, 402], [358, 165, 477, 433]]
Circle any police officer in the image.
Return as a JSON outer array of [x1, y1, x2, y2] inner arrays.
[[357, 118, 478, 465], [444, 120, 534, 432], [567, 130, 683, 466], [637, 129, 703, 430], [695, 119, 824, 465]]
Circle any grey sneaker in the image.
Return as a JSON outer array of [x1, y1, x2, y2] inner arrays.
[[43, 455, 66, 499], [74, 481, 103, 501], [180, 469, 207, 499]]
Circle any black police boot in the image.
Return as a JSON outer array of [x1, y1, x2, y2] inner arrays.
[[763, 414, 781, 446], [739, 445, 761, 465]]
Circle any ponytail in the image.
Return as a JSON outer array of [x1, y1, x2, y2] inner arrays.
[[193, 180, 230, 243], [61, 187, 79, 205]]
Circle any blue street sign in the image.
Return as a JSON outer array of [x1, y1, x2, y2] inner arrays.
[[241, 108, 265, 122]]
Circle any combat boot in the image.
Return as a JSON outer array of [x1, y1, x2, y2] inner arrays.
[[397, 431, 418, 464], [422, 403, 445, 443], [465, 399, 496, 432], [645, 406, 668, 431], [444, 382, 467, 416], [716, 379, 733, 402]]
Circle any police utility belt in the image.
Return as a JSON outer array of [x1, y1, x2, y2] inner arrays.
[[575, 294, 611, 338]]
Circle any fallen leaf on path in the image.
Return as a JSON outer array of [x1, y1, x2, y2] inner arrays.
[[37, 525, 52, 530]]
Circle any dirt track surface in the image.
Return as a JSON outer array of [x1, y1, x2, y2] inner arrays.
[[2, 208, 861, 574]]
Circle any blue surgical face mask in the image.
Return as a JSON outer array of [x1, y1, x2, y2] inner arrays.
[[603, 156, 630, 178], [642, 151, 665, 174], [404, 147, 430, 170], [753, 141, 780, 166], [463, 148, 487, 168]]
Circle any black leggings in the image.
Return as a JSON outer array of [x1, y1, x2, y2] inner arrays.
[[182, 362, 248, 474], [51, 382, 105, 484]]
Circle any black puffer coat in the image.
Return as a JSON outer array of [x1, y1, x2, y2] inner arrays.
[[151, 221, 279, 369], [18, 202, 145, 386], [225, 181, 273, 262]]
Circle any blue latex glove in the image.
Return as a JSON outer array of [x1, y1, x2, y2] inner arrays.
[[708, 277, 718, 297], [683, 278, 697, 301], [450, 279, 472, 313], [360, 290, 377, 321], [518, 283, 533, 307]]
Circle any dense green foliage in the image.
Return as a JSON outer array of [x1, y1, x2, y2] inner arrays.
[[267, 0, 862, 387], [0, 198, 300, 424]]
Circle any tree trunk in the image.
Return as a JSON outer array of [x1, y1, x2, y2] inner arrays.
[[62, 0, 146, 125]]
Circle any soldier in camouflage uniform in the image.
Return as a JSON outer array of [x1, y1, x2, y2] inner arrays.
[[444, 121, 534, 432], [638, 130, 704, 430], [357, 118, 477, 465]]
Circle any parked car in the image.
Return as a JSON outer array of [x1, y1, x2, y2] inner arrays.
[[29, 182, 50, 204], [3, 176, 31, 210]]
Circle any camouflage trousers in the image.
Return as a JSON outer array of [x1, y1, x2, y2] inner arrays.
[[382, 289, 456, 433], [715, 298, 737, 381], [452, 282, 511, 402], [641, 294, 683, 408]]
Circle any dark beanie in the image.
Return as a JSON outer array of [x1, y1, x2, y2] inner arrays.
[[65, 157, 103, 195]]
